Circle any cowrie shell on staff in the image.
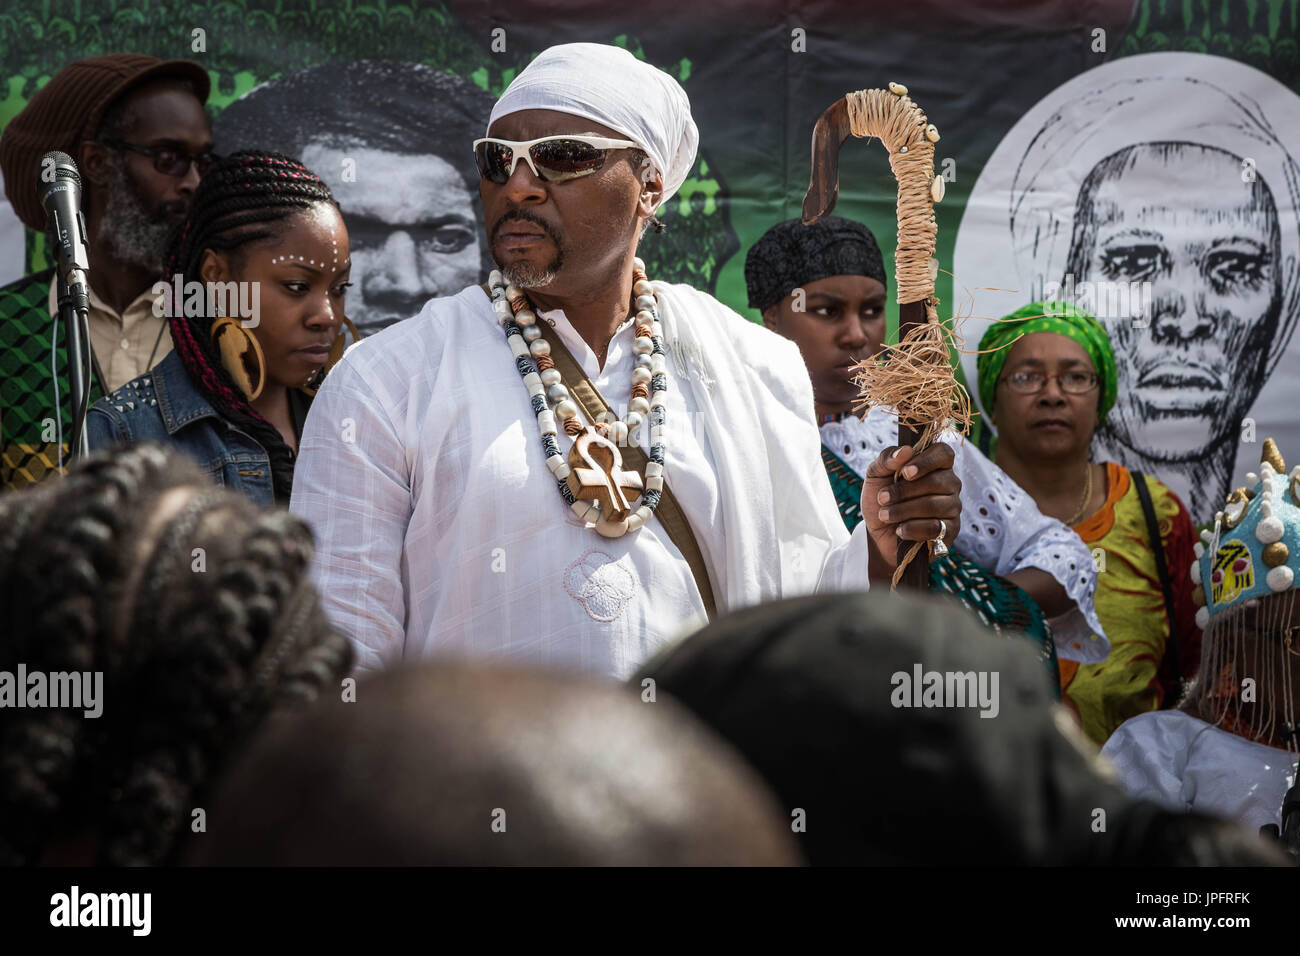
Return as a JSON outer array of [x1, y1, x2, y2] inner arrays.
[[888, 81, 908, 95], [926, 124, 940, 142], [931, 175, 945, 202]]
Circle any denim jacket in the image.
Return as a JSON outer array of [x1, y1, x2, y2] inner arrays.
[[86, 350, 305, 507]]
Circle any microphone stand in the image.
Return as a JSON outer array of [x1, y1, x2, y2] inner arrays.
[[40, 152, 95, 466], [57, 266, 92, 462]]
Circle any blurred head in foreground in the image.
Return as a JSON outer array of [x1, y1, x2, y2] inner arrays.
[[189, 661, 801, 866], [636, 589, 1287, 866], [0, 444, 352, 865]]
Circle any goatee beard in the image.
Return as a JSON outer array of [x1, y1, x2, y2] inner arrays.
[[100, 159, 173, 271], [502, 253, 563, 290]]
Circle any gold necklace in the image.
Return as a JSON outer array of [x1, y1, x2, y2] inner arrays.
[[1064, 463, 1094, 526]]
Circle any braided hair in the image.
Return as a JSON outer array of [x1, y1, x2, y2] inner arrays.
[[163, 150, 339, 502], [0, 445, 353, 866]]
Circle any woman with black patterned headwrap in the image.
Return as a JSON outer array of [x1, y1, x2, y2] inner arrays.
[[745, 216, 1114, 688]]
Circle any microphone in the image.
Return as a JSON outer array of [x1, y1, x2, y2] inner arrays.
[[38, 150, 94, 461], [37, 150, 91, 316]]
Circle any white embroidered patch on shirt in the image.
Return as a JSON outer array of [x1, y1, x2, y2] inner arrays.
[[564, 549, 637, 622]]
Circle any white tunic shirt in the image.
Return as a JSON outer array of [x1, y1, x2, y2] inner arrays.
[[1102, 710, 1298, 830], [291, 282, 872, 678], [821, 410, 1108, 663]]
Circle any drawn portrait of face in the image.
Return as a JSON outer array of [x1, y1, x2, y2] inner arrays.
[[955, 53, 1300, 520], [1067, 142, 1283, 463], [215, 61, 495, 335]]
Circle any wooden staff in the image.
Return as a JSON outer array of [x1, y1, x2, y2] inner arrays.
[[802, 85, 957, 591]]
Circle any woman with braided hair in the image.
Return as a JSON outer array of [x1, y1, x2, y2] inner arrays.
[[88, 150, 355, 505], [0, 444, 353, 866]]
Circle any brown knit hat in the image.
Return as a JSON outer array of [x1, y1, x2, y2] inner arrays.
[[0, 54, 210, 229]]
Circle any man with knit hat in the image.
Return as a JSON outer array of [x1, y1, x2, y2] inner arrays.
[[746, 216, 1106, 675], [0, 54, 212, 489], [292, 42, 961, 680]]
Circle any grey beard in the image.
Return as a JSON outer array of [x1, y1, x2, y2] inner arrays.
[[99, 160, 172, 271], [501, 250, 564, 290]]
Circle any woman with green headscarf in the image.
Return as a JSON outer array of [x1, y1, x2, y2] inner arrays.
[[977, 302, 1202, 746]]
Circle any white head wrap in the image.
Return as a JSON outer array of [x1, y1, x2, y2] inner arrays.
[[488, 42, 699, 205]]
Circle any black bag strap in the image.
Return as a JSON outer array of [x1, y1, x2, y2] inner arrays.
[[1132, 470, 1180, 682]]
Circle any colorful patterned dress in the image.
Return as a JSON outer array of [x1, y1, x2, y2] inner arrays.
[[820, 414, 1060, 691], [1063, 463, 1201, 746]]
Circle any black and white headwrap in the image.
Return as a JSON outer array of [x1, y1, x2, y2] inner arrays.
[[744, 216, 886, 313]]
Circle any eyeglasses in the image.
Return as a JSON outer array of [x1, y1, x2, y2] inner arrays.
[[1000, 370, 1099, 395], [473, 134, 639, 184], [102, 137, 218, 178]]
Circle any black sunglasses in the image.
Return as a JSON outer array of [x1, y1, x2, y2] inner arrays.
[[102, 137, 218, 178], [473, 134, 640, 184]]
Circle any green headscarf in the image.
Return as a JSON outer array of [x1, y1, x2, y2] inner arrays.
[[976, 301, 1117, 424]]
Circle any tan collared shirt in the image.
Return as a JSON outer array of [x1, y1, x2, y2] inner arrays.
[[47, 281, 173, 393]]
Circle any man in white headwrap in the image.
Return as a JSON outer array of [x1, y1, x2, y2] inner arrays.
[[289, 42, 963, 678]]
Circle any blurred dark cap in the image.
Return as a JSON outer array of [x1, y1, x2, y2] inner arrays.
[[634, 590, 1288, 866]]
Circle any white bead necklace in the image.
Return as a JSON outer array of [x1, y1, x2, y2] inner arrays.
[[490, 258, 669, 538]]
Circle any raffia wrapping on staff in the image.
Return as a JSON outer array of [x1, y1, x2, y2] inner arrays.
[[843, 87, 971, 587]]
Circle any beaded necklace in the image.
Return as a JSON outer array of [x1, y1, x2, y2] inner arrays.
[[490, 258, 669, 539]]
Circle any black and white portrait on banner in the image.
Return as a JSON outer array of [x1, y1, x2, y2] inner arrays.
[[955, 52, 1300, 521], [215, 61, 495, 336]]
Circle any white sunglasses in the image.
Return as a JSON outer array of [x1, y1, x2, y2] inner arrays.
[[472, 134, 640, 183]]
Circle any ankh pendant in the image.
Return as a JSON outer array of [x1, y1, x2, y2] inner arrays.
[[567, 427, 643, 521]]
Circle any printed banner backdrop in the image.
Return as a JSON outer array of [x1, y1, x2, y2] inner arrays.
[[1, 0, 1297, 520], [955, 51, 1300, 522]]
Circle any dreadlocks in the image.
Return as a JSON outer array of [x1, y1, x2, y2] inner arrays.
[[163, 150, 338, 502], [0, 445, 353, 866]]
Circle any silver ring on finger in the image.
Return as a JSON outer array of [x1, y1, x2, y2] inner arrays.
[[933, 518, 949, 557]]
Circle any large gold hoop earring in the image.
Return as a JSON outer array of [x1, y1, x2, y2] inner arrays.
[[301, 315, 361, 397], [210, 316, 266, 401]]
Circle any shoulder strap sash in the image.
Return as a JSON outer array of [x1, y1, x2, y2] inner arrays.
[[1132, 469, 1180, 683], [535, 316, 718, 620]]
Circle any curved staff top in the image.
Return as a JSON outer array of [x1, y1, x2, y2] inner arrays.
[[802, 82, 964, 590]]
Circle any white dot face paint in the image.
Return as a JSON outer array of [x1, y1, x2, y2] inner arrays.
[[253, 200, 351, 393]]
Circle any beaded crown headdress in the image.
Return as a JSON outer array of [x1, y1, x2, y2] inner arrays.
[[1191, 439, 1300, 629]]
